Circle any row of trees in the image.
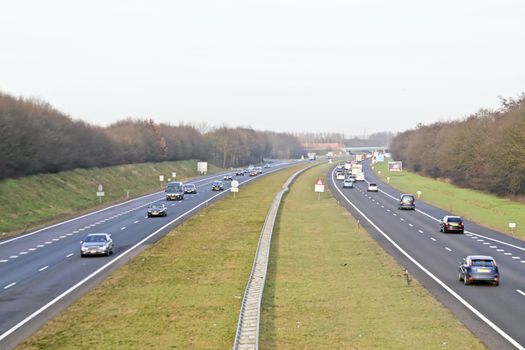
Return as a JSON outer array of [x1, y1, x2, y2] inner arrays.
[[0, 92, 304, 180], [391, 94, 525, 196]]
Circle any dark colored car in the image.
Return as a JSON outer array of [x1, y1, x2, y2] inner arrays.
[[459, 255, 499, 286], [165, 181, 184, 201], [147, 203, 168, 217], [80, 233, 114, 257], [212, 181, 224, 191], [223, 173, 233, 181], [183, 183, 197, 194], [440, 216, 464, 233], [398, 194, 415, 210]]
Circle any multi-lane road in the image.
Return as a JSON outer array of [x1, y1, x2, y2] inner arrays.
[[0, 161, 297, 349], [329, 160, 525, 350]]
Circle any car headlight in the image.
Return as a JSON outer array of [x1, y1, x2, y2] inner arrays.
[[81, 246, 88, 251]]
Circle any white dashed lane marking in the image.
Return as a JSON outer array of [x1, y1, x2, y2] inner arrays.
[[38, 266, 49, 272], [445, 247, 452, 252], [490, 246, 497, 248], [418, 230, 424, 234], [9, 256, 18, 259], [497, 249, 504, 252], [408, 223, 413, 227], [134, 220, 140, 224], [37, 244, 44, 248], [504, 253, 512, 256], [121, 227, 127, 230], [0, 259, 8, 263], [28, 248, 36, 251], [512, 257, 521, 260], [400, 218, 404, 221], [4, 282, 16, 290], [430, 237, 436, 242], [66, 253, 74, 258], [517, 290, 525, 297], [19, 252, 28, 255]]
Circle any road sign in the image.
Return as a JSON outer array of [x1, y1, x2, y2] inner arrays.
[[230, 187, 239, 193], [314, 179, 325, 193], [159, 175, 164, 182], [96, 191, 105, 197], [231, 180, 239, 188], [417, 190, 422, 198], [97, 184, 103, 192], [172, 172, 176, 179]]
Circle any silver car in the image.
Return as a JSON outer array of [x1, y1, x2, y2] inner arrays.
[[80, 233, 114, 257]]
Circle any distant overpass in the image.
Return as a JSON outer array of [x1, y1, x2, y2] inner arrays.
[[343, 146, 389, 153]]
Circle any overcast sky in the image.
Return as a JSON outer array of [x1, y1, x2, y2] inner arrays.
[[1, 0, 524, 136]]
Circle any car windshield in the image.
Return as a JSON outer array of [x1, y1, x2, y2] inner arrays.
[[471, 259, 495, 267], [185, 184, 195, 189], [213, 181, 221, 185], [150, 205, 163, 209], [167, 184, 181, 191], [85, 235, 106, 243], [447, 217, 462, 222]]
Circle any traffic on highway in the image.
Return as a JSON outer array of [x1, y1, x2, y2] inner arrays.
[[0, 161, 294, 349], [329, 158, 525, 349]]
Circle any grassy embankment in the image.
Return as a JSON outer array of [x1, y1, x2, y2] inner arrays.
[[371, 159, 525, 238], [18, 164, 309, 350], [259, 163, 486, 349], [0, 160, 221, 237]]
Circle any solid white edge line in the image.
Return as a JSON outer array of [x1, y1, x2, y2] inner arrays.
[[0, 162, 300, 342], [517, 290, 525, 297], [331, 168, 524, 350]]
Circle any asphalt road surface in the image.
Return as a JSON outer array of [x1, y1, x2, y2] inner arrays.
[[0, 161, 300, 349], [328, 160, 525, 350]]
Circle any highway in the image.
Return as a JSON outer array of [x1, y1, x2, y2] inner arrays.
[[328, 160, 525, 350], [0, 161, 298, 349]]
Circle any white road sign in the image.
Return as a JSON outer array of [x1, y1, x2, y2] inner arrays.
[[230, 187, 239, 193], [231, 180, 239, 188], [96, 191, 105, 197], [314, 178, 325, 193], [98, 184, 103, 192], [159, 175, 164, 182]]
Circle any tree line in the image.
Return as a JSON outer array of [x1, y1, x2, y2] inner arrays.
[[390, 94, 525, 196], [0, 92, 304, 180]]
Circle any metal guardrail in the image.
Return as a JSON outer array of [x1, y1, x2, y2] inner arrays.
[[233, 164, 318, 350]]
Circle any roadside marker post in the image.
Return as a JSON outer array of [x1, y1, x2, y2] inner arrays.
[[159, 175, 164, 189], [387, 176, 390, 183], [417, 190, 422, 198], [509, 223, 516, 234]]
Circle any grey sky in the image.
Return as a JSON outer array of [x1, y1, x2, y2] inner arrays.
[[1, 0, 524, 136]]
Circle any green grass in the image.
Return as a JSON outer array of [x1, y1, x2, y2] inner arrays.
[[259, 163, 486, 349], [0, 160, 221, 236], [18, 164, 309, 350], [371, 159, 525, 238]]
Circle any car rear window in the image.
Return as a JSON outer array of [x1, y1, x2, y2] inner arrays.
[[401, 196, 414, 203], [448, 217, 462, 222], [471, 259, 495, 267], [369, 183, 376, 186]]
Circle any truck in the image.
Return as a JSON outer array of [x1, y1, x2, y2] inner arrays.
[[355, 172, 365, 181], [351, 163, 363, 175], [307, 152, 317, 161]]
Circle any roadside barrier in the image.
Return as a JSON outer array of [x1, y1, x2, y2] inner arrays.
[[233, 163, 319, 350]]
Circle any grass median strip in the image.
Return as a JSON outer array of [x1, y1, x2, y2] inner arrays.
[[260, 163, 486, 349], [371, 160, 525, 238], [18, 164, 307, 350]]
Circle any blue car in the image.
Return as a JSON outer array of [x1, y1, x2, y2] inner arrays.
[[459, 255, 499, 286]]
